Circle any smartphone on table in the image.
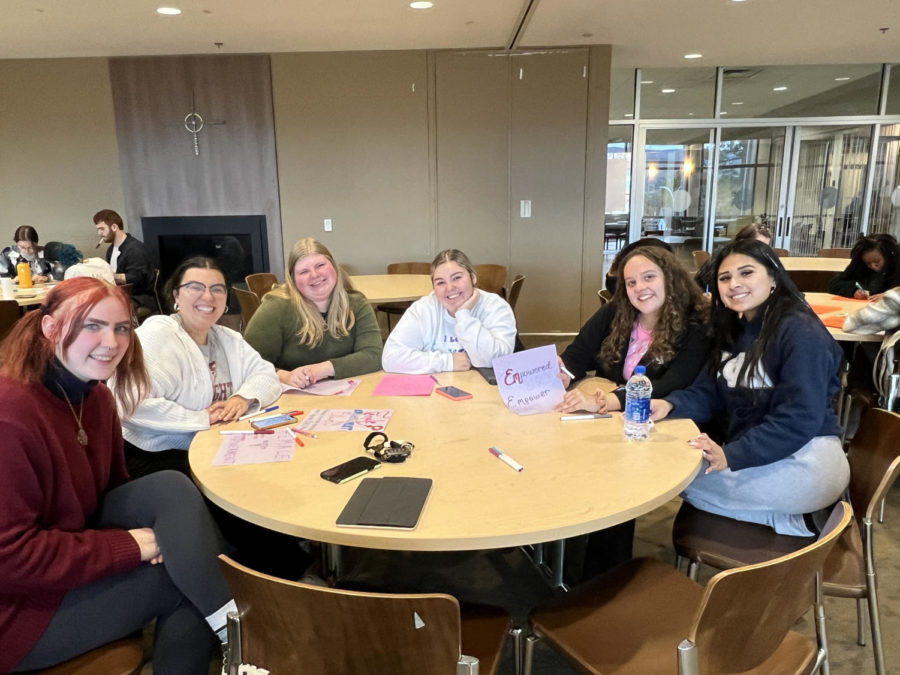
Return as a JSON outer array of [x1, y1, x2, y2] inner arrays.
[[320, 456, 382, 484], [250, 413, 297, 431], [435, 385, 473, 401]]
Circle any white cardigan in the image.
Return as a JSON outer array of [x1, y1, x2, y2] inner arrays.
[[118, 315, 281, 451], [381, 290, 516, 374]]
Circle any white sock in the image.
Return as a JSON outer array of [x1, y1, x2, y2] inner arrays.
[[206, 599, 238, 643]]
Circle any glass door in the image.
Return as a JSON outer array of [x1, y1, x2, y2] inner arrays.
[[781, 124, 873, 255]]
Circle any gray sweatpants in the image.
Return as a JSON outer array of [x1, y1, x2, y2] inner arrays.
[[682, 435, 850, 537]]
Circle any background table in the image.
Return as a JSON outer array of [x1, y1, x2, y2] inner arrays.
[[9, 282, 57, 307], [806, 292, 884, 343], [349, 274, 432, 304], [190, 370, 701, 553], [781, 257, 847, 272]]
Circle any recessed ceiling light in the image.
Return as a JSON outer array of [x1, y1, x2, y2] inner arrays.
[[731, 101, 744, 105], [731, 0, 750, 3], [684, 53, 703, 59], [661, 88, 676, 94], [409, 1, 433, 8], [834, 76, 850, 81], [688, 112, 694, 116], [640, 80, 654, 85], [773, 86, 788, 91], [156, 7, 182, 15], [624, 113, 634, 117], [720, 111, 728, 115]]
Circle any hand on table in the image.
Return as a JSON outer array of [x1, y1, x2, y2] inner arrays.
[[32, 274, 49, 284], [554, 388, 619, 414], [687, 433, 728, 474], [281, 361, 335, 389], [649, 398, 673, 421], [129, 527, 163, 564], [208, 395, 249, 424], [452, 351, 471, 371], [868, 292, 885, 303], [853, 289, 870, 300]]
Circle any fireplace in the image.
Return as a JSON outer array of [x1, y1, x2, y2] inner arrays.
[[141, 216, 270, 305]]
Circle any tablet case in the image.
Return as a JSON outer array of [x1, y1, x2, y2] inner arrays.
[[336, 477, 433, 529]]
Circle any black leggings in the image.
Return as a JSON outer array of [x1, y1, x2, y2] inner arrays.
[[14, 472, 231, 674]]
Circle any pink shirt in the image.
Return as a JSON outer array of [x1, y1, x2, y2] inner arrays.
[[623, 321, 653, 380]]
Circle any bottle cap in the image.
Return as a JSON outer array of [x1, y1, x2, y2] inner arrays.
[[634, 365, 646, 375]]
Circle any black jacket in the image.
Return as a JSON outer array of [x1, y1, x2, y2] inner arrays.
[[105, 234, 156, 310]]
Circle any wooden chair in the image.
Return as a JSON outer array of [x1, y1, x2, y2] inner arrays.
[[774, 247, 790, 257], [691, 250, 710, 269], [245, 273, 278, 300], [0, 299, 21, 341], [817, 248, 852, 258], [524, 503, 852, 675], [233, 286, 261, 332], [596, 288, 612, 306], [219, 554, 514, 675], [376, 262, 431, 331], [504, 274, 525, 313], [672, 408, 900, 675], [29, 637, 144, 674], [474, 264, 507, 295]]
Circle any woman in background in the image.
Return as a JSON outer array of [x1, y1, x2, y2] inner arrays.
[[245, 238, 383, 387], [0, 277, 234, 673], [0, 225, 51, 282], [829, 233, 900, 299], [382, 248, 516, 374], [652, 239, 849, 536], [119, 256, 280, 478], [695, 221, 772, 291]]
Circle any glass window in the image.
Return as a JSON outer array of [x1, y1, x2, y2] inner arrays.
[[720, 65, 882, 118], [609, 68, 635, 120], [605, 126, 632, 252], [638, 68, 716, 120], [868, 123, 900, 240], [886, 65, 900, 115]]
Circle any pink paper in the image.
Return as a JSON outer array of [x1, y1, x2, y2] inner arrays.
[[212, 429, 296, 466], [372, 374, 435, 396]]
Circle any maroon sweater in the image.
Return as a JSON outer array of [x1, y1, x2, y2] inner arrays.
[[0, 377, 141, 672]]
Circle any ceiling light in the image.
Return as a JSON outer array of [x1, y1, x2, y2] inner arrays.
[[731, 101, 744, 105], [156, 7, 182, 15], [834, 76, 850, 81], [684, 53, 703, 59], [624, 113, 634, 117], [773, 86, 788, 91], [661, 88, 676, 94], [720, 111, 728, 115], [640, 80, 654, 85], [648, 162, 658, 178], [683, 159, 695, 175], [409, 1, 433, 8]]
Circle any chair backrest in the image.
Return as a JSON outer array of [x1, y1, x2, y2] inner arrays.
[[846, 408, 900, 522], [687, 502, 852, 673], [474, 264, 507, 294], [506, 274, 525, 312], [387, 262, 432, 275], [596, 288, 612, 306], [245, 273, 278, 300], [691, 250, 710, 268], [0, 299, 20, 342], [232, 287, 261, 331], [773, 247, 790, 257], [817, 247, 852, 258], [219, 555, 464, 675], [150, 267, 162, 313]]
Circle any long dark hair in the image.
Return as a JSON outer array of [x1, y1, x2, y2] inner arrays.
[[709, 239, 812, 387], [847, 234, 900, 285]]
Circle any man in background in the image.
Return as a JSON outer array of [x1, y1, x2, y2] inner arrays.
[[94, 209, 157, 311]]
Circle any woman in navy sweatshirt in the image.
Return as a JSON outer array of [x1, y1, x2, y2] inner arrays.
[[651, 239, 849, 536]]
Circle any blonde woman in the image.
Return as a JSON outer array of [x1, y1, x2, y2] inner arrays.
[[244, 238, 383, 388]]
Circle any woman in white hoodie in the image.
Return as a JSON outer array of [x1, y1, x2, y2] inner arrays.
[[117, 256, 280, 478], [382, 249, 516, 374]]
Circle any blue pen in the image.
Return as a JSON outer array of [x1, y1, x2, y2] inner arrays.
[[238, 405, 278, 422]]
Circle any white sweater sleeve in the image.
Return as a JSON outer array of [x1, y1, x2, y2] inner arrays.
[[220, 326, 281, 407], [454, 292, 517, 367], [382, 297, 454, 374]]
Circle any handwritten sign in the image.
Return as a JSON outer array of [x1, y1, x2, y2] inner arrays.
[[492, 344, 565, 415], [212, 429, 296, 466], [281, 377, 361, 397], [297, 408, 394, 432]]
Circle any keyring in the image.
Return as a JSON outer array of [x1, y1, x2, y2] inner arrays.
[[363, 432, 414, 463]]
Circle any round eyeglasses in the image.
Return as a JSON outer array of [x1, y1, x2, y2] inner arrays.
[[177, 281, 228, 297]]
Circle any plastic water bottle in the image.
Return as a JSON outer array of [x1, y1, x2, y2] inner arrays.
[[624, 365, 652, 440]]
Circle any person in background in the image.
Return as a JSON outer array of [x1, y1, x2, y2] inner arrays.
[[651, 239, 849, 536], [93, 209, 156, 311], [0, 277, 235, 673], [558, 245, 711, 414], [42, 241, 84, 281], [829, 233, 900, 299], [0, 225, 52, 282], [604, 238, 673, 296], [117, 256, 280, 478], [244, 238, 383, 387], [64, 257, 116, 284], [382, 248, 516, 374], [695, 221, 772, 291]]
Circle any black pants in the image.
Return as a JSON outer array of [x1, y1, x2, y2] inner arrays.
[[125, 440, 313, 580], [14, 472, 230, 674]]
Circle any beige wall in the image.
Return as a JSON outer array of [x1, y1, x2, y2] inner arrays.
[[0, 58, 125, 256]]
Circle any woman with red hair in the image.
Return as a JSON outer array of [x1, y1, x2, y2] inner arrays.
[[0, 278, 235, 673]]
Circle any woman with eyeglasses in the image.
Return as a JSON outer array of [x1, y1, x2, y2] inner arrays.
[[115, 256, 280, 478]]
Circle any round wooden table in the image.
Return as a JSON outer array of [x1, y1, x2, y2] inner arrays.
[[349, 274, 433, 304], [781, 257, 847, 272], [190, 370, 701, 553], [806, 292, 885, 343]]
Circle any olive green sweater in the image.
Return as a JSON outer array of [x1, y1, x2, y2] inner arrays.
[[244, 291, 383, 379]]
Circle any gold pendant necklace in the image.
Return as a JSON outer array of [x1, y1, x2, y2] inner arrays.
[[58, 386, 88, 446]]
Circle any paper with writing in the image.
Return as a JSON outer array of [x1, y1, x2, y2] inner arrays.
[[212, 428, 296, 466], [297, 408, 394, 432], [492, 345, 565, 415], [280, 377, 361, 397]]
